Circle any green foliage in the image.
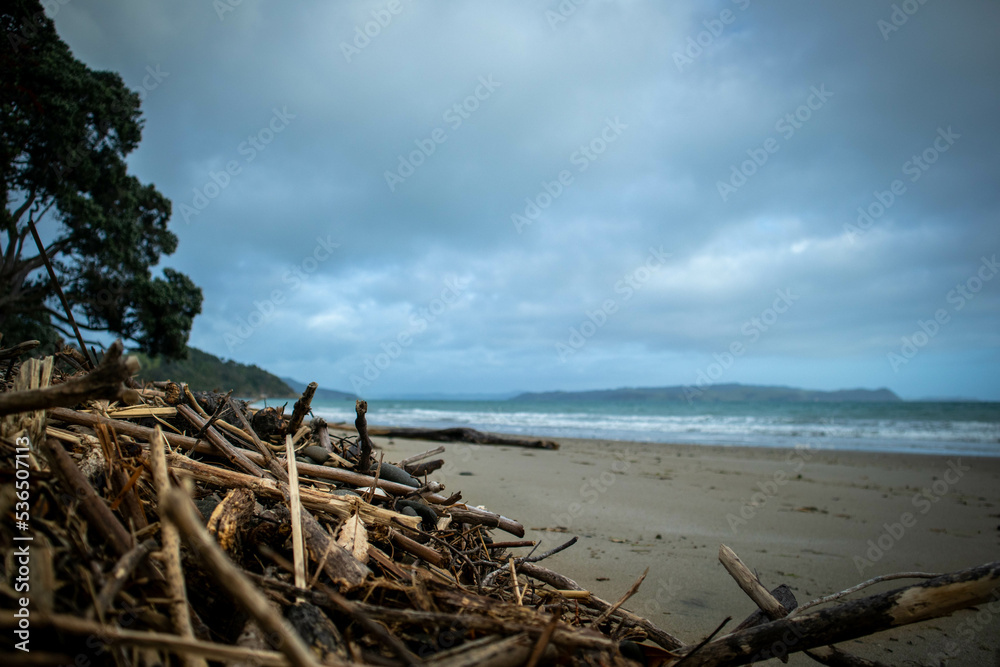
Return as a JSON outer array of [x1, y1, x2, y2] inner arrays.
[[132, 347, 295, 398], [0, 0, 202, 358]]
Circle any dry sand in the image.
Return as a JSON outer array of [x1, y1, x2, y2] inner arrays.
[[369, 432, 1000, 666]]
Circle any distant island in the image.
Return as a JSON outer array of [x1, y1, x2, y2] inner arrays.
[[510, 383, 902, 403]]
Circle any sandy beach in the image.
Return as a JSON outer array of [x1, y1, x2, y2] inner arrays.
[[369, 431, 1000, 666]]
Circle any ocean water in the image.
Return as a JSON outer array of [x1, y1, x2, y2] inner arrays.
[[305, 399, 1000, 458]]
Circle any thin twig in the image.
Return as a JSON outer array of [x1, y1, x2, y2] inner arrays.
[[788, 571, 942, 618]]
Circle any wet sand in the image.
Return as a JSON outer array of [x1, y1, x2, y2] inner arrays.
[[370, 432, 1000, 666]]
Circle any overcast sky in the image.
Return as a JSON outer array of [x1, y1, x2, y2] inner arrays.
[[50, 1, 999, 400]]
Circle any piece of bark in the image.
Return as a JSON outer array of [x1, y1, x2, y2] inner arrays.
[[367, 425, 560, 450], [669, 559, 1000, 666], [0, 340, 136, 416], [206, 487, 255, 556], [160, 486, 325, 667]]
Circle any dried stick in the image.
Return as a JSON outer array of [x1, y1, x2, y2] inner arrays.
[[90, 538, 158, 621], [285, 382, 317, 436], [176, 404, 266, 478], [260, 546, 422, 667], [26, 214, 93, 368], [50, 407, 527, 534], [0, 340, 135, 416], [525, 613, 561, 667], [355, 399, 373, 474], [722, 545, 884, 666], [668, 560, 1000, 666], [160, 486, 324, 667], [0, 610, 300, 666], [592, 567, 648, 628], [509, 557, 524, 605], [149, 426, 203, 666], [518, 562, 685, 651], [399, 445, 446, 468], [285, 434, 306, 590], [787, 571, 941, 618], [719, 544, 787, 619]]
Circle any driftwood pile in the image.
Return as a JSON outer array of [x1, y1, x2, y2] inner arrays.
[[1, 339, 998, 666]]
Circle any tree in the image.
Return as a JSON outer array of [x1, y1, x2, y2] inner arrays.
[[1, 1, 201, 358]]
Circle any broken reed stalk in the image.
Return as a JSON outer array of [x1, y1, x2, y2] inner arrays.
[[149, 426, 205, 667], [285, 434, 307, 590], [160, 486, 328, 667]]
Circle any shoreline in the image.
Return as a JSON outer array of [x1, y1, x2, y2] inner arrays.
[[356, 428, 1000, 665]]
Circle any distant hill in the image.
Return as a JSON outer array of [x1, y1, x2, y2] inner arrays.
[[280, 377, 358, 402], [510, 383, 902, 403], [132, 347, 294, 398]]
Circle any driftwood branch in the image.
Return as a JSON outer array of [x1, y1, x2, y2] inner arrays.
[[368, 425, 560, 450], [355, 399, 373, 474], [0, 340, 136, 416], [668, 559, 1000, 666]]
